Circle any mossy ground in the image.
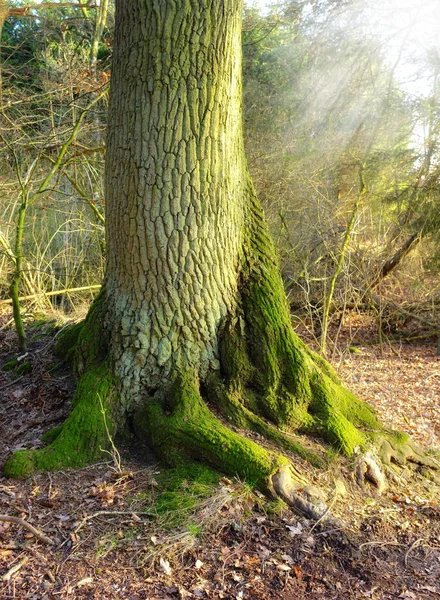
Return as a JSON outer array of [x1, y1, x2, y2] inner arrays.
[[152, 464, 221, 529]]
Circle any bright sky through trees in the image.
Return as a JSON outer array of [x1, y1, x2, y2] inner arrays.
[[249, 0, 439, 92]]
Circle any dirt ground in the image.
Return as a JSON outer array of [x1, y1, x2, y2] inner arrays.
[[0, 312, 439, 600]]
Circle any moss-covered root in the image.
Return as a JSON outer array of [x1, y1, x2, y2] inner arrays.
[[3, 364, 117, 478], [135, 371, 333, 520], [205, 374, 324, 468], [133, 371, 304, 493], [54, 290, 109, 375], [378, 435, 439, 469]]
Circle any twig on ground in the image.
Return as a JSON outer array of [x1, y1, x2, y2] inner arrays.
[[359, 540, 402, 549], [2, 556, 29, 581], [2, 376, 24, 389], [59, 510, 156, 548], [309, 494, 339, 533], [0, 515, 54, 546], [404, 537, 426, 567]]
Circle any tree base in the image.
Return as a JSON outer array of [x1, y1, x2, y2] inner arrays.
[[4, 352, 438, 522]]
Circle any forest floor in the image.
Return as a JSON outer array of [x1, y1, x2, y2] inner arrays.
[[0, 310, 439, 600]]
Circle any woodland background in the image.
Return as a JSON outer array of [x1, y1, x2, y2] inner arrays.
[[0, 0, 439, 357]]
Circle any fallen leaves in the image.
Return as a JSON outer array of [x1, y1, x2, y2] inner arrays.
[[339, 344, 440, 450]]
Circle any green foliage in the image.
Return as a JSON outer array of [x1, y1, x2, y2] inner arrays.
[[243, 0, 439, 336]]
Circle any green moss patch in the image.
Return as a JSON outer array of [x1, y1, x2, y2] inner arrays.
[[4, 363, 117, 478]]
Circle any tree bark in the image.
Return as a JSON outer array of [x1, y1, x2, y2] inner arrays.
[[4, 0, 437, 502], [104, 0, 246, 399]]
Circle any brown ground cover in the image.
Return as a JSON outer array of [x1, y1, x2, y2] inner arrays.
[[0, 312, 439, 600]]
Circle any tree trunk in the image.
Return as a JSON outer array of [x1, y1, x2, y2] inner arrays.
[[90, 0, 110, 67], [5, 0, 436, 504], [104, 0, 246, 397], [0, 0, 9, 104]]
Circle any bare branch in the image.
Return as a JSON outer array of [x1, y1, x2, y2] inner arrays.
[[0, 515, 54, 546]]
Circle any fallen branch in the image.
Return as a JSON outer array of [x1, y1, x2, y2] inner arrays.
[[0, 284, 101, 306], [369, 231, 422, 290], [371, 293, 439, 330], [0, 515, 55, 546], [60, 510, 155, 547]]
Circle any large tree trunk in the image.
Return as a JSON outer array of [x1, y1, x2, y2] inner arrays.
[[5, 0, 436, 505], [104, 0, 246, 396]]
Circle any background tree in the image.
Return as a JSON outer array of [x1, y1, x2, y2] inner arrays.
[[2, 0, 438, 350], [243, 0, 440, 351]]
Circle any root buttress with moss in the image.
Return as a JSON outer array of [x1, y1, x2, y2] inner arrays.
[[3, 186, 438, 520]]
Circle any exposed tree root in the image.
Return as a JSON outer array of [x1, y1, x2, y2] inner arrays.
[[378, 436, 438, 469], [271, 465, 332, 522], [355, 437, 440, 495], [355, 451, 387, 494]]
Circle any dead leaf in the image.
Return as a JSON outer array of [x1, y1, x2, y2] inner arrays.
[[151, 535, 163, 545], [286, 523, 303, 535], [399, 591, 417, 599], [257, 544, 271, 558], [37, 498, 56, 508], [159, 557, 172, 575], [76, 577, 93, 587]]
